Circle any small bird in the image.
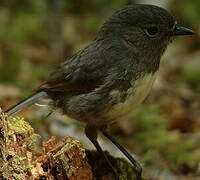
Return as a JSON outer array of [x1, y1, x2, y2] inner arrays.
[[6, 4, 194, 179]]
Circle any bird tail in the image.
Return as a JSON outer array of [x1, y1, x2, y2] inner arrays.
[[5, 91, 48, 116]]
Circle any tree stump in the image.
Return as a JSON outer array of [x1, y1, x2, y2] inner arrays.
[[0, 108, 137, 180]]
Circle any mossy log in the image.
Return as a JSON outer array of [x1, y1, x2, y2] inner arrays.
[[0, 108, 138, 180]]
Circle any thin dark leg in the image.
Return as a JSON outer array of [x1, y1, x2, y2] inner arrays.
[[85, 126, 118, 178], [100, 126, 142, 180]]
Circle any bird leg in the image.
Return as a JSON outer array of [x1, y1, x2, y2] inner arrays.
[[100, 126, 142, 180], [85, 125, 118, 178]]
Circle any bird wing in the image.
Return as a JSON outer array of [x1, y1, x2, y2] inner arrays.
[[37, 40, 112, 94]]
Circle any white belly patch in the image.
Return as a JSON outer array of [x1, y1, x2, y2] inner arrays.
[[106, 72, 158, 119]]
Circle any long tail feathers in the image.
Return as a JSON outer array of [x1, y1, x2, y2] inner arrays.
[[5, 91, 48, 116]]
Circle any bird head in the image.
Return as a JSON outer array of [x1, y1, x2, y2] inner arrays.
[[99, 4, 195, 56]]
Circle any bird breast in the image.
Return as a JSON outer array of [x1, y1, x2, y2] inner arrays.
[[106, 72, 158, 119]]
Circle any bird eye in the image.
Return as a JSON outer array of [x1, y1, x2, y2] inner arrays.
[[145, 26, 158, 37]]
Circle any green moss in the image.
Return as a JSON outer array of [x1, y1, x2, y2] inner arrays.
[[8, 117, 34, 136], [7, 116, 37, 150], [2, 116, 35, 178]]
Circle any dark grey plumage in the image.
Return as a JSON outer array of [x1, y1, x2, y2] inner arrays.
[[6, 4, 193, 126], [35, 5, 175, 125]]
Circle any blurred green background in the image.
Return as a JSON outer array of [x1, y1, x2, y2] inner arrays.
[[0, 0, 200, 179]]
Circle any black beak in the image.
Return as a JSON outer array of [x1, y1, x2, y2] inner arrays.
[[172, 26, 195, 36]]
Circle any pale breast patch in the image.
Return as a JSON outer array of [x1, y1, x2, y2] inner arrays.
[[107, 72, 158, 119]]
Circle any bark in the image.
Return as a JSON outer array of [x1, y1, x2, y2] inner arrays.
[[0, 108, 137, 180]]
